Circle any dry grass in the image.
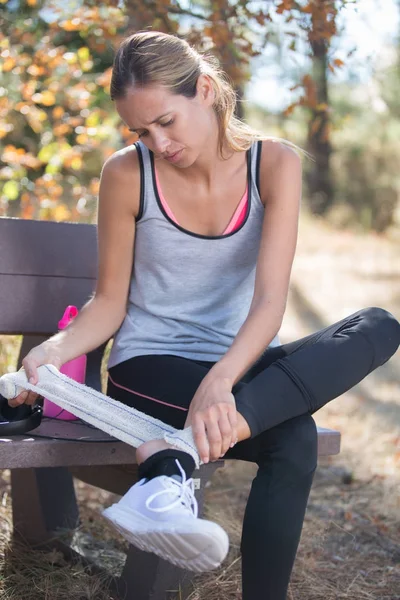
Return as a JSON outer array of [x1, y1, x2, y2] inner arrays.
[[0, 212, 399, 599]]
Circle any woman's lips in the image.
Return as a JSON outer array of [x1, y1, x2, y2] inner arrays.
[[165, 149, 183, 163]]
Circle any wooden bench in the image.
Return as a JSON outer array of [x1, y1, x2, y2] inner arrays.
[[0, 217, 341, 600]]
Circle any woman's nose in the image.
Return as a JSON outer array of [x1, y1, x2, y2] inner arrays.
[[152, 133, 169, 155]]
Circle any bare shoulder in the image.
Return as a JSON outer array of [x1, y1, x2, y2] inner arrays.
[[100, 145, 141, 218], [258, 139, 302, 205]]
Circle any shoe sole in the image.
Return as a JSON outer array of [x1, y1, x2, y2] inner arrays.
[[102, 504, 229, 572]]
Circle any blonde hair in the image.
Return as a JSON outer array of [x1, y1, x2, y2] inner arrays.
[[111, 30, 306, 159]]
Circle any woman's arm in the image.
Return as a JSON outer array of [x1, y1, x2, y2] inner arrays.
[[44, 148, 141, 364], [185, 141, 302, 462], [206, 140, 302, 387]]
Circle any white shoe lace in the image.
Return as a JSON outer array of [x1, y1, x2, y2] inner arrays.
[[145, 459, 198, 518]]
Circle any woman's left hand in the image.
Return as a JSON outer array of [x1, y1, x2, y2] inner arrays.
[[184, 375, 237, 463]]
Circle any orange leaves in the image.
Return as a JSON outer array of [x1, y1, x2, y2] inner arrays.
[[25, 106, 48, 134], [1, 145, 42, 169], [21, 80, 37, 102], [329, 58, 345, 73], [53, 123, 72, 137], [27, 64, 46, 77], [89, 178, 100, 196], [61, 19, 82, 32], [333, 58, 344, 68], [96, 67, 112, 91], [52, 205, 71, 221], [32, 90, 56, 106], [276, 0, 295, 15], [284, 103, 297, 117], [52, 106, 65, 120], [58, 5, 126, 37], [1, 0, 347, 223], [0, 122, 13, 139], [119, 123, 139, 146], [21, 193, 35, 220], [1, 57, 16, 72]]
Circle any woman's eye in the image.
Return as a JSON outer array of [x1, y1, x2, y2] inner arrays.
[[138, 119, 174, 139]]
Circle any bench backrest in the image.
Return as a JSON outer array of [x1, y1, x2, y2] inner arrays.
[[0, 217, 104, 389], [0, 217, 98, 335]]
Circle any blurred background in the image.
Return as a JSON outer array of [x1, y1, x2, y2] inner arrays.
[[1, 0, 400, 233], [0, 1, 399, 599]]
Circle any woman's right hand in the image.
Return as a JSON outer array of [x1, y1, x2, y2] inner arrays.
[[8, 342, 63, 408]]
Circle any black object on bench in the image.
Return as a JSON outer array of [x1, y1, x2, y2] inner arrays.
[[0, 217, 341, 600]]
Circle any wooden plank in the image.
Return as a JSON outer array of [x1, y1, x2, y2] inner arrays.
[[0, 431, 137, 469], [0, 218, 97, 278], [69, 464, 140, 496], [0, 422, 340, 469], [0, 274, 96, 335], [316, 426, 341, 456], [11, 467, 79, 544], [0, 218, 97, 334]]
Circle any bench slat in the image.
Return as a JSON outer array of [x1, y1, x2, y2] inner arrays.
[[0, 218, 97, 334], [0, 422, 340, 469], [0, 218, 97, 277], [0, 274, 96, 335]]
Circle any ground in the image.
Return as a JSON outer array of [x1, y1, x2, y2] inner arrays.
[[0, 212, 399, 599]]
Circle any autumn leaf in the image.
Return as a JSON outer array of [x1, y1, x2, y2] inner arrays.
[[2, 57, 16, 72], [32, 91, 56, 106], [53, 204, 71, 222], [283, 103, 296, 117], [333, 58, 345, 68]]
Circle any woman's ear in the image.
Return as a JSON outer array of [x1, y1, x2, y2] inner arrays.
[[196, 74, 215, 106]]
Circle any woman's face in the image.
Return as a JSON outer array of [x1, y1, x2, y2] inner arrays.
[[114, 75, 216, 167]]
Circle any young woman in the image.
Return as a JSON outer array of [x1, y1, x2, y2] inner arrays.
[[14, 31, 400, 599]]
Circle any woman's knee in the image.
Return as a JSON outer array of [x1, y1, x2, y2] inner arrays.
[[258, 413, 318, 476], [361, 307, 400, 370]]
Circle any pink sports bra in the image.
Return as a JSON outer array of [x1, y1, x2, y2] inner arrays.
[[154, 169, 249, 235]]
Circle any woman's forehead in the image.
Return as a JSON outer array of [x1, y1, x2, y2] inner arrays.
[[116, 86, 185, 125]]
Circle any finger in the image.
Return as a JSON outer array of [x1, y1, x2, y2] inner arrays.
[[228, 407, 238, 448], [8, 392, 28, 408], [217, 413, 233, 457], [205, 416, 223, 462], [192, 416, 210, 464], [25, 392, 38, 406], [25, 368, 38, 385], [8, 398, 20, 408]]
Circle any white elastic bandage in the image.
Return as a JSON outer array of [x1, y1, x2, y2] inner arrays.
[[0, 365, 201, 468]]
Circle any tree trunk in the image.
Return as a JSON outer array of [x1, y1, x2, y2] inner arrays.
[[306, 10, 334, 216]]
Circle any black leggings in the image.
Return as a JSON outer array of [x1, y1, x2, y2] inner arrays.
[[107, 307, 400, 600]]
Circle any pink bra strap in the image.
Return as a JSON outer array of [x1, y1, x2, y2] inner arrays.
[[155, 168, 248, 235]]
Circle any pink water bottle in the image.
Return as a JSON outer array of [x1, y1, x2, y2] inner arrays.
[[43, 305, 87, 420]]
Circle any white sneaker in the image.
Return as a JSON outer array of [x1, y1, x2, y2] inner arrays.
[[102, 459, 229, 572]]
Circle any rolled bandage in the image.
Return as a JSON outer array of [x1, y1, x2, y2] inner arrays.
[[0, 364, 201, 468]]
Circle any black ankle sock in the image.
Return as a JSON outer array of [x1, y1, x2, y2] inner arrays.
[[138, 449, 196, 482]]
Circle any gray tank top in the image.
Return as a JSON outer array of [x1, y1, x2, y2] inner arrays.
[[107, 139, 280, 370]]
